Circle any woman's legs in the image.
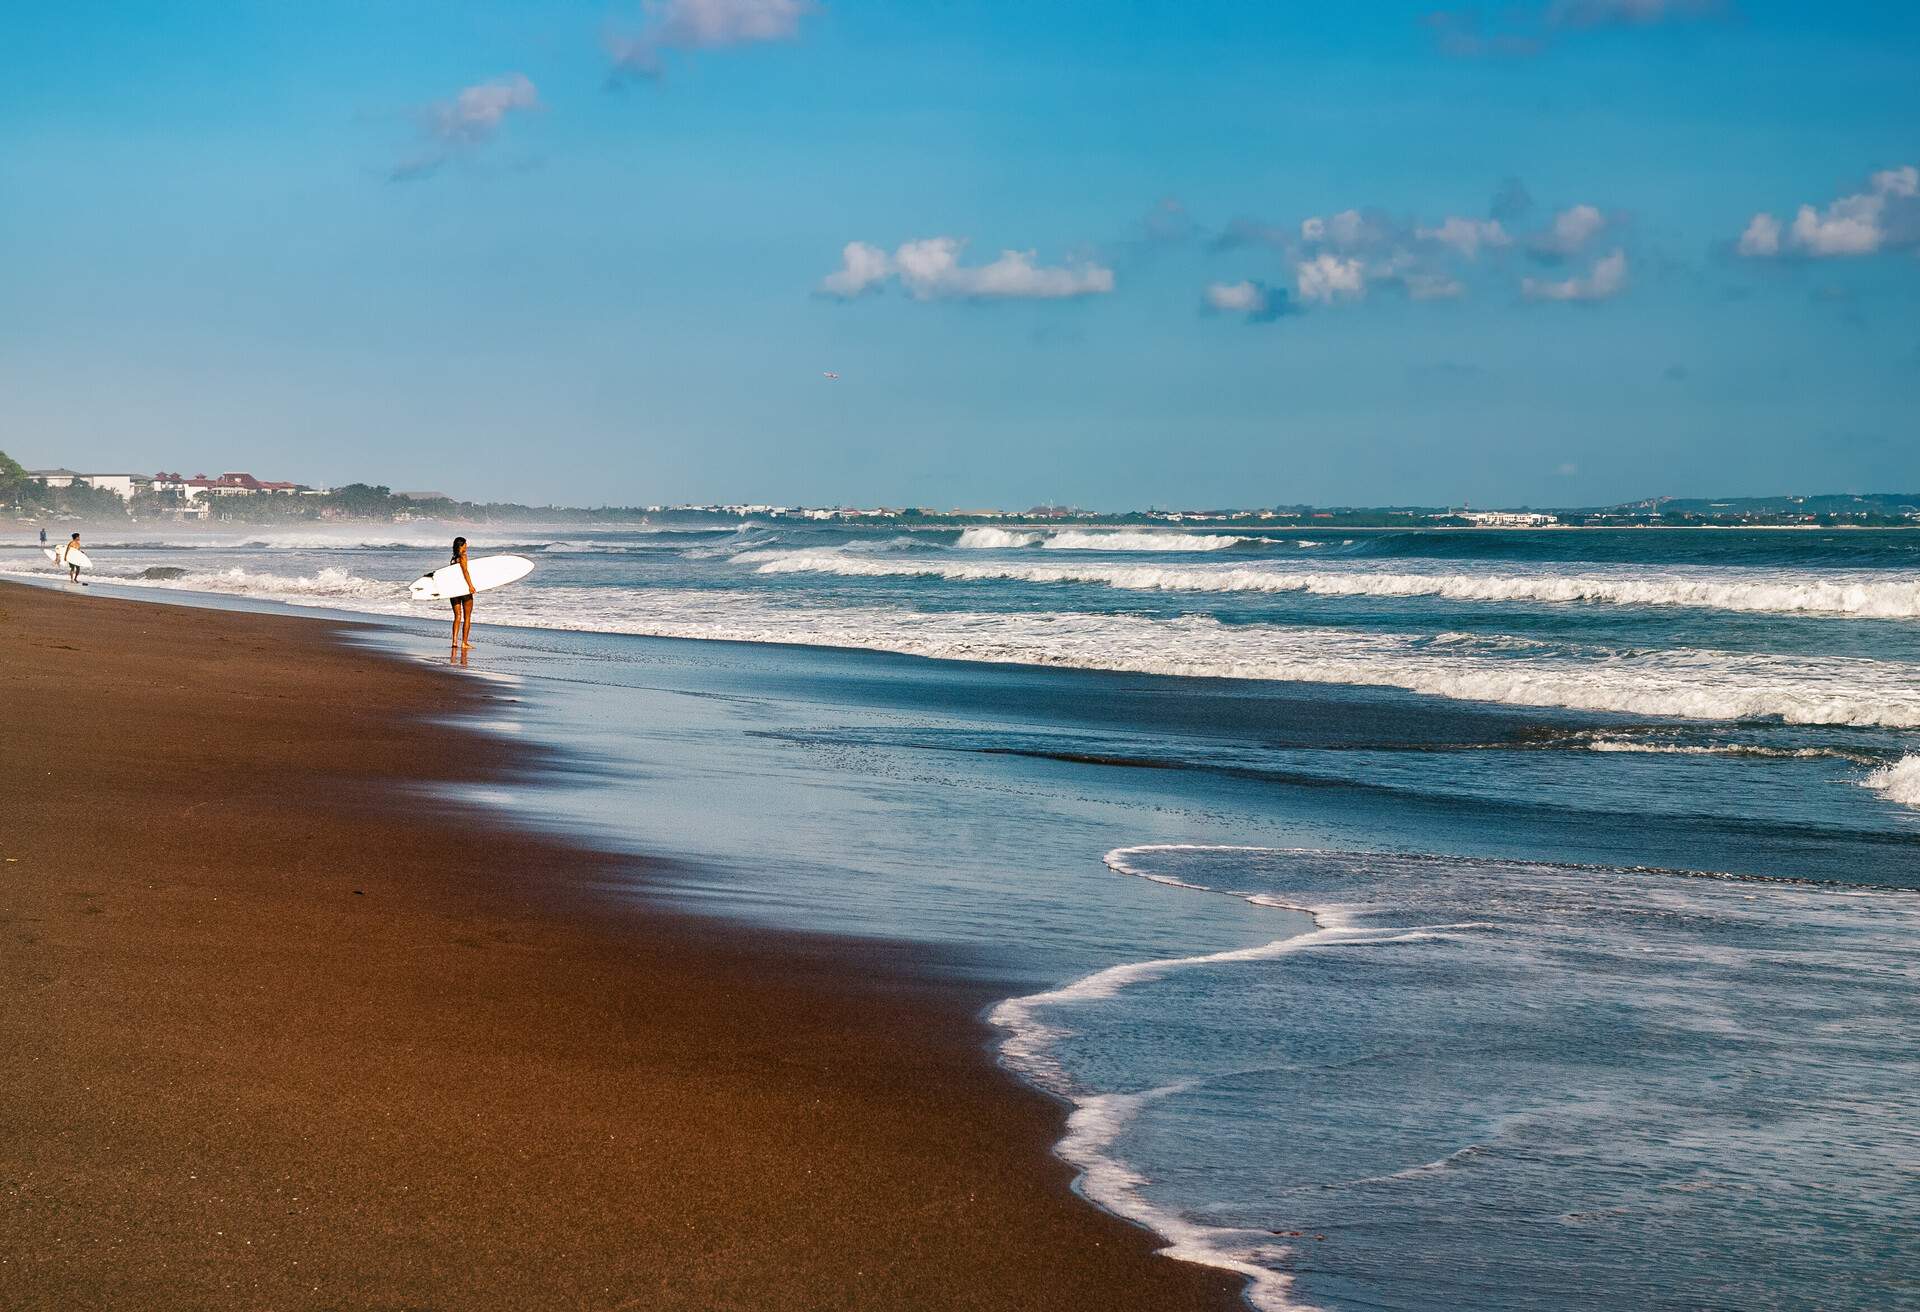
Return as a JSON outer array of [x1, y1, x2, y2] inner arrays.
[[458, 597, 474, 646]]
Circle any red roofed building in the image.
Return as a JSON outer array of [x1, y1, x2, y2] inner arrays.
[[153, 471, 311, 499]]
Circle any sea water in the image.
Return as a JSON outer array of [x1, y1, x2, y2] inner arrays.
[[9, 523, 1918, 1308]]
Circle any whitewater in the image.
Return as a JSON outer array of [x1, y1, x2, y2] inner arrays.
[[746, 549, 1920, 620], [9, 521, 1920, 814]]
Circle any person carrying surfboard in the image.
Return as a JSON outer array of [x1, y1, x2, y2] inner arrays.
[[63, 533, 82, 583], [449, 536, 476, 649]]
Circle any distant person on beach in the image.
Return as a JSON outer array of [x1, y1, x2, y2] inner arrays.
[[63, 533, 82, 582], [449, 536, 475, 649], [39, 527, 46, 547]]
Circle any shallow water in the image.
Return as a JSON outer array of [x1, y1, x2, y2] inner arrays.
[[12, 522, 1920, 1307]]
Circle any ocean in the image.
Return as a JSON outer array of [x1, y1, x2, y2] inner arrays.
[[9, 522, 1919, 1309]]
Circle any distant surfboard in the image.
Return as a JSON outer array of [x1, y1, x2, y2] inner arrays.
[[45, 546, 92, 570], [409, 554, 533, 602]]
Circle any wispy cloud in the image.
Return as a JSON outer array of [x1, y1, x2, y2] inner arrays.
[[1417, 216, 1512, 258], [1142, 196, 1196, 244], [390, 74, 541, 181], [1420, 9, 1543, 58], [1545, 0, 1724, 29], [1490, 177, 1534, 222], [608, 0, 817, 81], [1735, 165, 1919, 259], [1422, 0, 1726, 57], [1522, 249, 1629, 301], [820, 238, 1116, 302]]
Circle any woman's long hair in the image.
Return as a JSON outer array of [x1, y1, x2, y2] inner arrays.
[[451, 535, 467, 563]]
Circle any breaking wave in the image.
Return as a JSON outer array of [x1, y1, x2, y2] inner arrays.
[[21, 556, 1920, 732], [954, 527, 1044, 549], [368, 588, 1920, 729], [953, 527, 1252, 552], [747, 552, 1920, 618], [1862, 756, 1920, 810], [20, 564, 405, 603]]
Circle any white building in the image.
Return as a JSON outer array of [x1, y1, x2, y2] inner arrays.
[[152, 471, 310, 499], [27, 470, 150, 500], [1458, 510, 1558, 527]]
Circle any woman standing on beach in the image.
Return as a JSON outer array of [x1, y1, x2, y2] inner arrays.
[[449, 536, 475, 649]]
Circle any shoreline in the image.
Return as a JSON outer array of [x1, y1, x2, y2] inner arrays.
[[0, 580, 1247, 1311]]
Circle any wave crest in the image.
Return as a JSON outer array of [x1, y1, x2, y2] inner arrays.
[[1862, 756, 1920, 810], [953, 527, 1251, 552], [747, 552, 1920, 619]]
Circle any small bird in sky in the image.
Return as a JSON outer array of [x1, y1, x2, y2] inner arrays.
[[822, 371, 840, 380]]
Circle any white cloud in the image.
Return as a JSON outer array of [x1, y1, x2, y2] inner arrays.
[[1202, 279, 1289, 321], [1791, 201, 1883, 256], [819, 237, 1115, 302], [1533, 203, 1608, 256], [1522, 248, 1628, 301], [1296, 253, 1367, 304], [818, 241, 892, 297], [1871, 165, 1919, 199], [1417, 216, 1512, 258], [391, 74, 540, 180], [1735, 212, 1782, 258], [1299, 209, 1394, 252], [1205, 280, 1268, 314], [1738, 165, 1920, 259], [609, 0, 816, 79], [433, 74, 540, 144]]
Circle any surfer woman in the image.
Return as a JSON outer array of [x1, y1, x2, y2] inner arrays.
[[449, 536, 475, 648], [64, 533, 82, 582]]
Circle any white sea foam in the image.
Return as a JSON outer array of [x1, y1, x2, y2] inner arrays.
[[1583, 740, 1860, 760], [1051, 1088, 1320, 1312], [547, 597, 1920, 726], [47, 569, 1920, 729], [746, 552, 1920, 619], [954, 527, 1044, 549], [952, 527, 1250, 552], [990, 847, 1444, 1311], [83, 565, 401, 600], [1862, 756, 1920, 809], [1042, 530, 1252, 551]]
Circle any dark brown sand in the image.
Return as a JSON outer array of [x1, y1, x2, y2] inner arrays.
[[0, 580, 1247, 1311]]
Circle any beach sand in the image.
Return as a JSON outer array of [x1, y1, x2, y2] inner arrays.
[[0, 581, 1245, 1311]]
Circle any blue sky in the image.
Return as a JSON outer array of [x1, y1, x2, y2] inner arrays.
[[2, 0, 1916, 509]]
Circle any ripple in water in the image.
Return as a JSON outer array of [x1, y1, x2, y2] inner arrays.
[[995, 847, 1920, 1311]]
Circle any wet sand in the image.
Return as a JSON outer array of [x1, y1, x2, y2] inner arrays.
[[0, 580, 1246, 1311]]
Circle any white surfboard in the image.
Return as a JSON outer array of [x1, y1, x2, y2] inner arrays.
[[409, 554, 533, 601], [44, 546, 92, 570]]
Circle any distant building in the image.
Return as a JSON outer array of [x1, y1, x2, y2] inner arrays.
[[1458, 510, 1558, 527], [26, 470, 151, 500], [152, 471, 311, 499], [397, 490, 455, 502]]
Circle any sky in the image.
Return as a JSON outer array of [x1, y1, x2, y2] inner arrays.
[[2, 0, 1916, 510]]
